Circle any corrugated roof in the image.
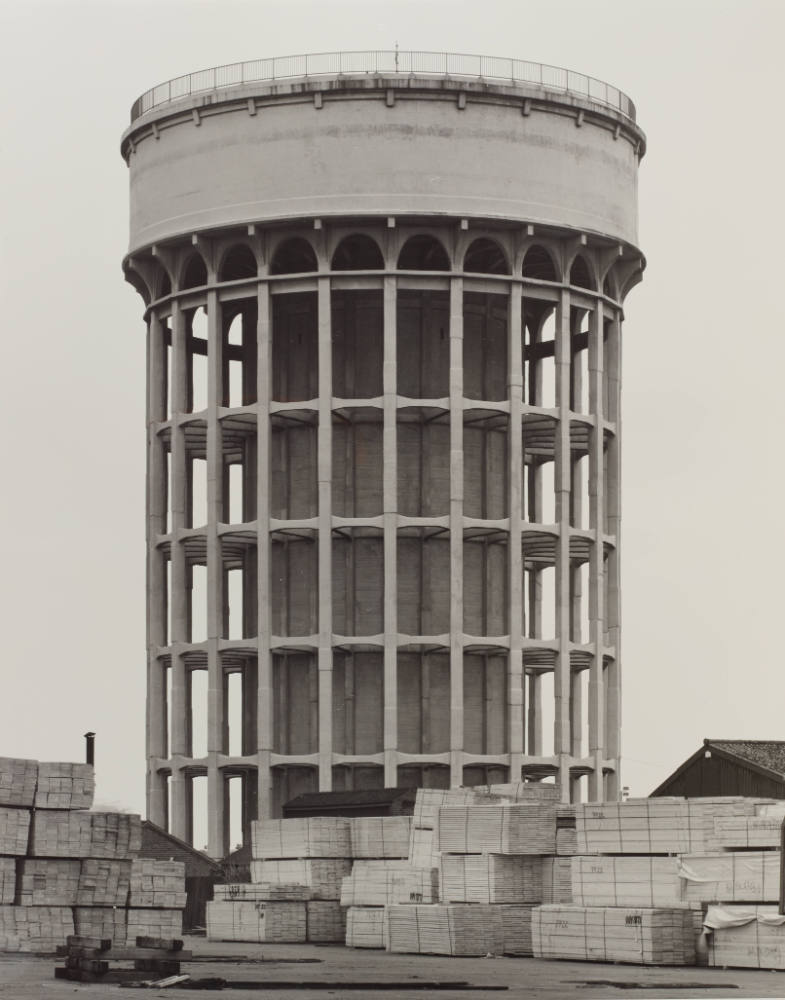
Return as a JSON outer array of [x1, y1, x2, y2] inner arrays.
[[707, 740, 785, 778]]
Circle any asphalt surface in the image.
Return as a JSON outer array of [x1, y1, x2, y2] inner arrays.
[[2, 936, 785, 999]]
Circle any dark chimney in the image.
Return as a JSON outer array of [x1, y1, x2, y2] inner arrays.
[[84, 732, 96, 767]]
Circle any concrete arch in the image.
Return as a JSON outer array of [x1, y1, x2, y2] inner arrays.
[[522, 244, 559, 282], [567, 252, 596, 291], [397, 234, 451, 271], [331, 233, 384, 271], [219, 243, 258, 282], [270, 236, 318, 275], [464, 237, 510, 275], [180, 251, 208, 290]]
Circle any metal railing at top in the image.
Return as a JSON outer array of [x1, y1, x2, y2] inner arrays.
[[130, 50, 636, 124]]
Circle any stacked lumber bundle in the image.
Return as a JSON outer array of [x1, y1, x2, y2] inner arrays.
[[250, 859, 351, 900], [17, 860, 80, 906], [350, 817, 411, 858], [0, 757, 37, 807], [251, 817, 351, 859], [556, 806, 578, 856], [437, 803, 556, 855], [532, 904, 696, 965], [77, 860, 132, 907], [439, 853, 543, 904], [0, 807, 31, 855], [73, 906, 128, 942], [0, 858, 15, 904], [346, 905, 388, 949], [679, 852, 781, 904], [213, 882, 312, 901], [541, 857, 573, 904], [340, 861, 438, 906], [483, 782, 561, 803], [571, 856, 684, 908], [30, 811, 141, 859], [306, 900, 346, 942], [704, 905, 785, 969], [713, 817, 781, 850], [387, 903, 505, 956], [35, 763, 95, 810], [688, 798, 769, 852], [1, 906, 75, 953], [206, 900, 306, 943], [498, 903, 536, 955], [129, 860, 187, 909], [126, 909, 183, 941], [408, 825, 442, 870], [412, 788, 504, 830]]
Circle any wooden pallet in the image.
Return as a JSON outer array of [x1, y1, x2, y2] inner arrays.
[[53, 934, 189, 983]]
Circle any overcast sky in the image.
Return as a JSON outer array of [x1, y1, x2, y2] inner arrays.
[[1, 0, 783, 827]]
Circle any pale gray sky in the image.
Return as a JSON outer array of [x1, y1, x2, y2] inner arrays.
[[1, 0, 783, 825]]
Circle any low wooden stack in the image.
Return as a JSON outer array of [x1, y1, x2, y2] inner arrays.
[[54, 934, 189, 983], [207, 900, 307, 943], [532, 904, 696, 965], [439, 854, 543, 904], [437, 803, 556, 855], [704, 905, 785, 969], [350, 817, 411, 859], [541, 857, 573, 904], [571, 856, 685, 908], [346, 905, 388, 949]]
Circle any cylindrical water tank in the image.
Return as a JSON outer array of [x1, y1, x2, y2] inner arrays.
[[121, 51, 646, 856]]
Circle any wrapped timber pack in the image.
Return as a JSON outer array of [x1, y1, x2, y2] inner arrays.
[[437, 803, 556, 855], [571, 856, 684, 908], [250, 859, 351, 900], [340, 860, 438, 906], [206, 900, 306, 943], [532, 904, 696, 966], [680, 852, 781, 904], [350, 817, 411, 859], [387, 903, 505, 956], [704, 905, 785, 969]]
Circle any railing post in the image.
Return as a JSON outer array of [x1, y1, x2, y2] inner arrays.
[[779, 816, 785, 915]]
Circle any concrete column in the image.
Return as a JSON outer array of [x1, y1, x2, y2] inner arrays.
[[169, 303, 189, 839], [206, 289, 226, 856], [146, 313, 168, 826], [554, 288, 571, 800], [508, 285, 524, 780], [527, 672, 542, 755], [383, 276, 398, 787], [449, 276, 464, 787], [256, 281, 273, 817], [587, 300, 606, 801], [605, 310, 622, 797], [317, 277, 333, 790]]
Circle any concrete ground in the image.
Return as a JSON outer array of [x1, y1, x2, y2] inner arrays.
[[1, 936, 785, 999]]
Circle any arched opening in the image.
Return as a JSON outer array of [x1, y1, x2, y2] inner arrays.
[[270, 237, 318, 275], [569, 255, 593, 290], [397, 235, 450, 271], [220, 244, 257, 282], [181, 253, 207, 290], [522, 245, 558, 282], [464, 238, 509, 275], [331, 234, 384, 271]]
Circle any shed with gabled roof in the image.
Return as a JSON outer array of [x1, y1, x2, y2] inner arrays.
[[651, 740, 785, 799]]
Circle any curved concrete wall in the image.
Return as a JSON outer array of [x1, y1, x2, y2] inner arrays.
[[124, 78, 644, 254]]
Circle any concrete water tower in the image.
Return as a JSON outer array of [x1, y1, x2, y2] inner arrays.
[[121, 51, 645, 857]]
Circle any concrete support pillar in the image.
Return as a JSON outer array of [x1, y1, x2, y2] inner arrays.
[[449, 276, 464, 787], [256, 281, 273, 818], [508, 285, 524, 780], [206, 289, 226, 857], [383, 276, 398, 787], [554, 289, 571, 801], [527, 672, 542, 755], [317, 277, 333, 790], [146, 313, 168, 827], [605, 311, 622, 797], [587, 301, 606, 800]]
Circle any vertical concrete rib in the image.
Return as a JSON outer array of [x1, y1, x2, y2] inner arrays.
[[147, 313, 167, 826], [206, 288, 225, 857], [508, 283, 524, 779], [256, 280, 273, 818], [317, 276, 333, 790], [554, 288, 571, 800], [587, 300, 606, 799], [604, 310, 622, 797], [382, 276, 398, 787], [449, 275, 464, 787], [168, 302, 188, 839]]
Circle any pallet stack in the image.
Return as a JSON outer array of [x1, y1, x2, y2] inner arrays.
[[54, 933, 189, 984], [0, 755, 186, 953]]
